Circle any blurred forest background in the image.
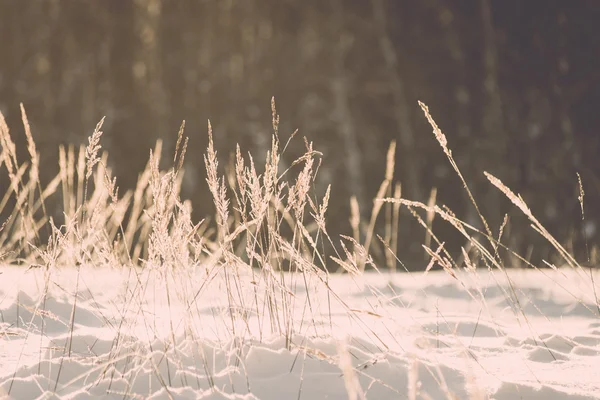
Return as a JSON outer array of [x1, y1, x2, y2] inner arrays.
[[1, 0, 600, 269]]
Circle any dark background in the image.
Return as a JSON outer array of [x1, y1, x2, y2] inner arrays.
[[1, 0, 599, 268]]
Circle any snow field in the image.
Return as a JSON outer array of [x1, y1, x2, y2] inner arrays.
[[1, 265, 599, 399]]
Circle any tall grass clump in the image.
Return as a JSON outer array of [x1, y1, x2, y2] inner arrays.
[[1, 98, 598, 400], [379, 101, 599, 323], [0, 99, 389, 368]]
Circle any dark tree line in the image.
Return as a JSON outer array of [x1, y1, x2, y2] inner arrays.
[[1, 0, 599, 268]]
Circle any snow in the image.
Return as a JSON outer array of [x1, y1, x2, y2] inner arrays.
[[1, 265, 599, 399]]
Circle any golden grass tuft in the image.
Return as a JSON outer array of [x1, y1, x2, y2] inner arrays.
[[0, 99, 597, 399]]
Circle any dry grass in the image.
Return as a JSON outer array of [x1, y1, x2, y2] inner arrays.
[[0, 98, 597, 399]]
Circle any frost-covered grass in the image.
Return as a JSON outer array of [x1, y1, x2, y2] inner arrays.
[[0, 100, 598, 399]]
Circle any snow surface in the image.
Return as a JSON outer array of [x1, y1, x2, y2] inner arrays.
[[1, 265, 599, 399]]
